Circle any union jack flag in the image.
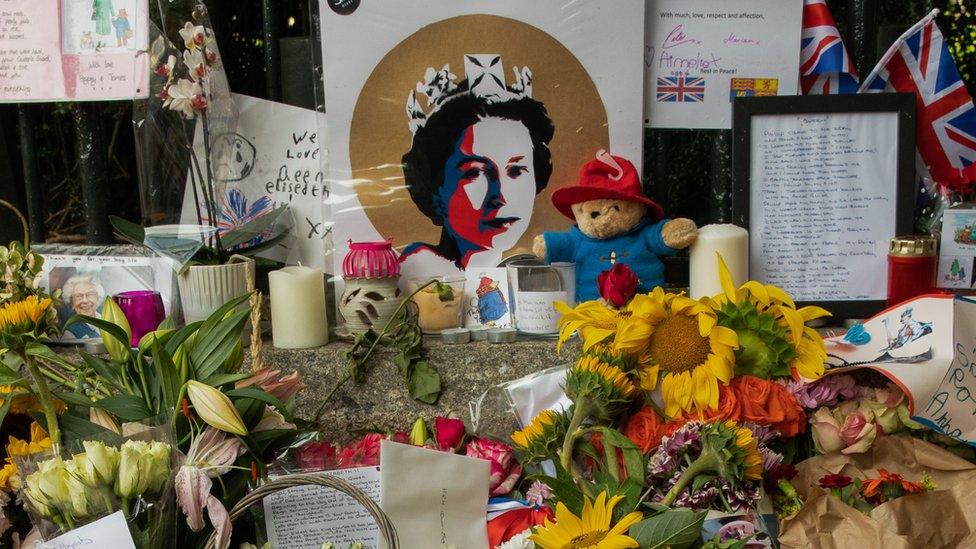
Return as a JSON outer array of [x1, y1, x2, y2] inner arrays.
[[656, 76, 705, 103], [860, 10, 976, 190], [800, 0, 859, 95]]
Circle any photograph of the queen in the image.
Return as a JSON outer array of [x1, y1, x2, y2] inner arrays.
[[399, 55, 555, 275]]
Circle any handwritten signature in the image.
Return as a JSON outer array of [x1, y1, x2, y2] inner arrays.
[[662, 24, 701, 48]]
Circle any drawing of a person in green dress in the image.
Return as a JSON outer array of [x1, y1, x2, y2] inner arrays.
[[93, 0, 114, 47]]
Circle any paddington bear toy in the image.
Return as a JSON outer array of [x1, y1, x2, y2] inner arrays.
[[533, 150, 698, 303]]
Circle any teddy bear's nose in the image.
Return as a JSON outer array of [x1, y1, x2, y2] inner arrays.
[[589, 211, 601, 219]]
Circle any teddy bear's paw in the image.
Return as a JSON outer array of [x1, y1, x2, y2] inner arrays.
[[662, 218, 698, 249], [532, 234, 547, 259]]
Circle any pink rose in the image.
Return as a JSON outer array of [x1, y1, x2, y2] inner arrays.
[[465, 437, 523, 496], [872, 385, 906, 408], [338, 433, 383, 468], [810, 407, 844, 453], [435, 417, 466, 451], [839, 409, 877, 454]]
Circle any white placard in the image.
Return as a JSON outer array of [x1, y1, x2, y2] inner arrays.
[[379, 441, 489, 549], [749, 111, 899, 302], [42, 511, 136, 549], [320, 0, 646, 287], [514, 291, 567, 334], [644, 0, 802, 129], [264, 466, 382, 549], [180, 94, 329, 269]]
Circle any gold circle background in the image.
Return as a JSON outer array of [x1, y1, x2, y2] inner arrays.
[[350, 14, 609, 256]]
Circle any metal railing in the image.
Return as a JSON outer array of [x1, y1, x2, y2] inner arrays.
[[0, 0, 950, 261]]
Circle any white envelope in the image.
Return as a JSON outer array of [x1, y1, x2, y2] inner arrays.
[[380, 441, 489, 549]]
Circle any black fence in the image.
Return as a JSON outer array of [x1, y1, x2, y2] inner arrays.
[[0, 0, 972, 263]]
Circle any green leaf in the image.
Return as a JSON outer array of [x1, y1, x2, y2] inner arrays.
[[24, 342, 77, 372], [0, 359, 23, 385], [109, 215, 145, 246], [0, 389, 16, 429], [593, 426, 646, 487], [78, 352, 126, 392], [163, 321, 203, 356], [52, 390, 96, 408], [220, 205, 288, 249], [629, 508, 707, 549], [66, 315, 131, 360], [408, 361, 441, 404], [231, 231, 289, 257], [203, 372, 253, 387], [91, 394, 153, 422], [59, 414, 121, 443], [190, 306, 250, 379], [226, 387, 294, 423], [151, 340, 183, 415], [536, 473, 585, 517]]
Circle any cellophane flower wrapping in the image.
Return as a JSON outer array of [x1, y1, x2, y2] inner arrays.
[[14, 422, 176, 548]]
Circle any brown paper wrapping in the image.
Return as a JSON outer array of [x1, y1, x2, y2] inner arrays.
[[779, 435, 976, 549]]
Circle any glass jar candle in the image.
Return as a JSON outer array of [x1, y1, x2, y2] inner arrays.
[[887, 236, 937, 307]]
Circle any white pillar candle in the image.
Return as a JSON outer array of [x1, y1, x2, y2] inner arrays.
[[269, 266, 329, 349], [689, 224, 749, 299]]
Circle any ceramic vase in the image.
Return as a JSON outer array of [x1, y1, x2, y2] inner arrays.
[[177, 261, 251, 324]]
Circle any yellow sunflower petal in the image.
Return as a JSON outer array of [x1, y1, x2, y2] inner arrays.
[[765, 284, 796, 308], [716, 252, 738, 301], [692, 366, 719, 411], [711, 325, 739, 349], [797, 305, 832, 322], [740, 281, 770, 306], [775, 305, 804, 345], [697, 311, 717, 337]]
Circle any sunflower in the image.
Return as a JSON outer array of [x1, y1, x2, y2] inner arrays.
[[565, 355, 638, 421], [1, 422, 52, 491], [531, 491, 643, 549], [555, 295, 666, 354], [705, 253, 830, 380], [728, 422, 763, 481], [644, 295, 738, 417], [511, 408, 569, 463], [580, 343, 657, 391], [0, 295, 52, 334]]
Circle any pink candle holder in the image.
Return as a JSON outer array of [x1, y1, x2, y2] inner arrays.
[[114, 290, 166, 346]]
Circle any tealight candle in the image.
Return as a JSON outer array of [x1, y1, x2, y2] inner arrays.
[[269, 266, 329, 349], [487, 328, 517, 344], [689, 224, 749, 299], [441, 328, 471, 344]]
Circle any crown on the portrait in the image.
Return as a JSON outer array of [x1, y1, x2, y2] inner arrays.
[[406, 54, 533, 135]]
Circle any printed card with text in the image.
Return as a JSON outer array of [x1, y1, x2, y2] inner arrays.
[[0, 0, 149, 101], [645, 0, 802, 129]]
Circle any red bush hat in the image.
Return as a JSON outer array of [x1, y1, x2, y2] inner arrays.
[[551, 150, 664, 222]]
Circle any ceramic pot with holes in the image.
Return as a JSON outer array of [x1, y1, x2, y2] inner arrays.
[[339, 241, 401, 333]]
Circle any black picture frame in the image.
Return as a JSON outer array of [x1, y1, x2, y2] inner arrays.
[[731, 93, 916, 319]]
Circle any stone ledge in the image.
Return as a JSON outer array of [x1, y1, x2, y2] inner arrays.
[[257, 337, 577, 443]]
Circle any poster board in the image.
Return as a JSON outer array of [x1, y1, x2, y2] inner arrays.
[[319, 0, 646, 288], [644, 0, 802, 129], [0, 0, 149, 101], [731, 93, 916, 318], [180, 94, 328, 269]]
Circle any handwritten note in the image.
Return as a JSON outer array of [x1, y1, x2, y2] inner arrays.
[[514, 291, 566, 335], [920, 297, 976, 444], [645, 0, 802, 129], [379, 441, 489, 549], [749, 112, 898, 302], [264, 466, 382, 549], [42, 511, 136, 549], [180, 94, 329, 268], [0, 0, 148, 101]]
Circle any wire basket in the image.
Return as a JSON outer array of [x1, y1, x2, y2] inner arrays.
[[204, 472, 399, 549]]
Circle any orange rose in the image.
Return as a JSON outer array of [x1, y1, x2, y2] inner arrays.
[[686, 384, 741, 423], [769, 384, 806, 437], [624, 406, 668, 454], [730, 376, 806, 437]]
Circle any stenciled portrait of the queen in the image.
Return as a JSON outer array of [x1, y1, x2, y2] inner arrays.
[[399, 55, 554, 275]]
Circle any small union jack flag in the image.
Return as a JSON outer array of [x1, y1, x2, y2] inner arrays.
[[656, 76, 705, 103], [801, 0, 859, 94], [860, 10, 976, 190]]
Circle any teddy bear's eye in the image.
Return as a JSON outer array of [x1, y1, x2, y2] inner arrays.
[[611, 205, 620, 212]]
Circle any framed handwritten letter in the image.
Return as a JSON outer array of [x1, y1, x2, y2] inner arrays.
[[731, 93, 916, 318], [644, 0, 802, 129]]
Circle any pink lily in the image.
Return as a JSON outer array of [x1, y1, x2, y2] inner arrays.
[[175, 428, 244, 549]]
